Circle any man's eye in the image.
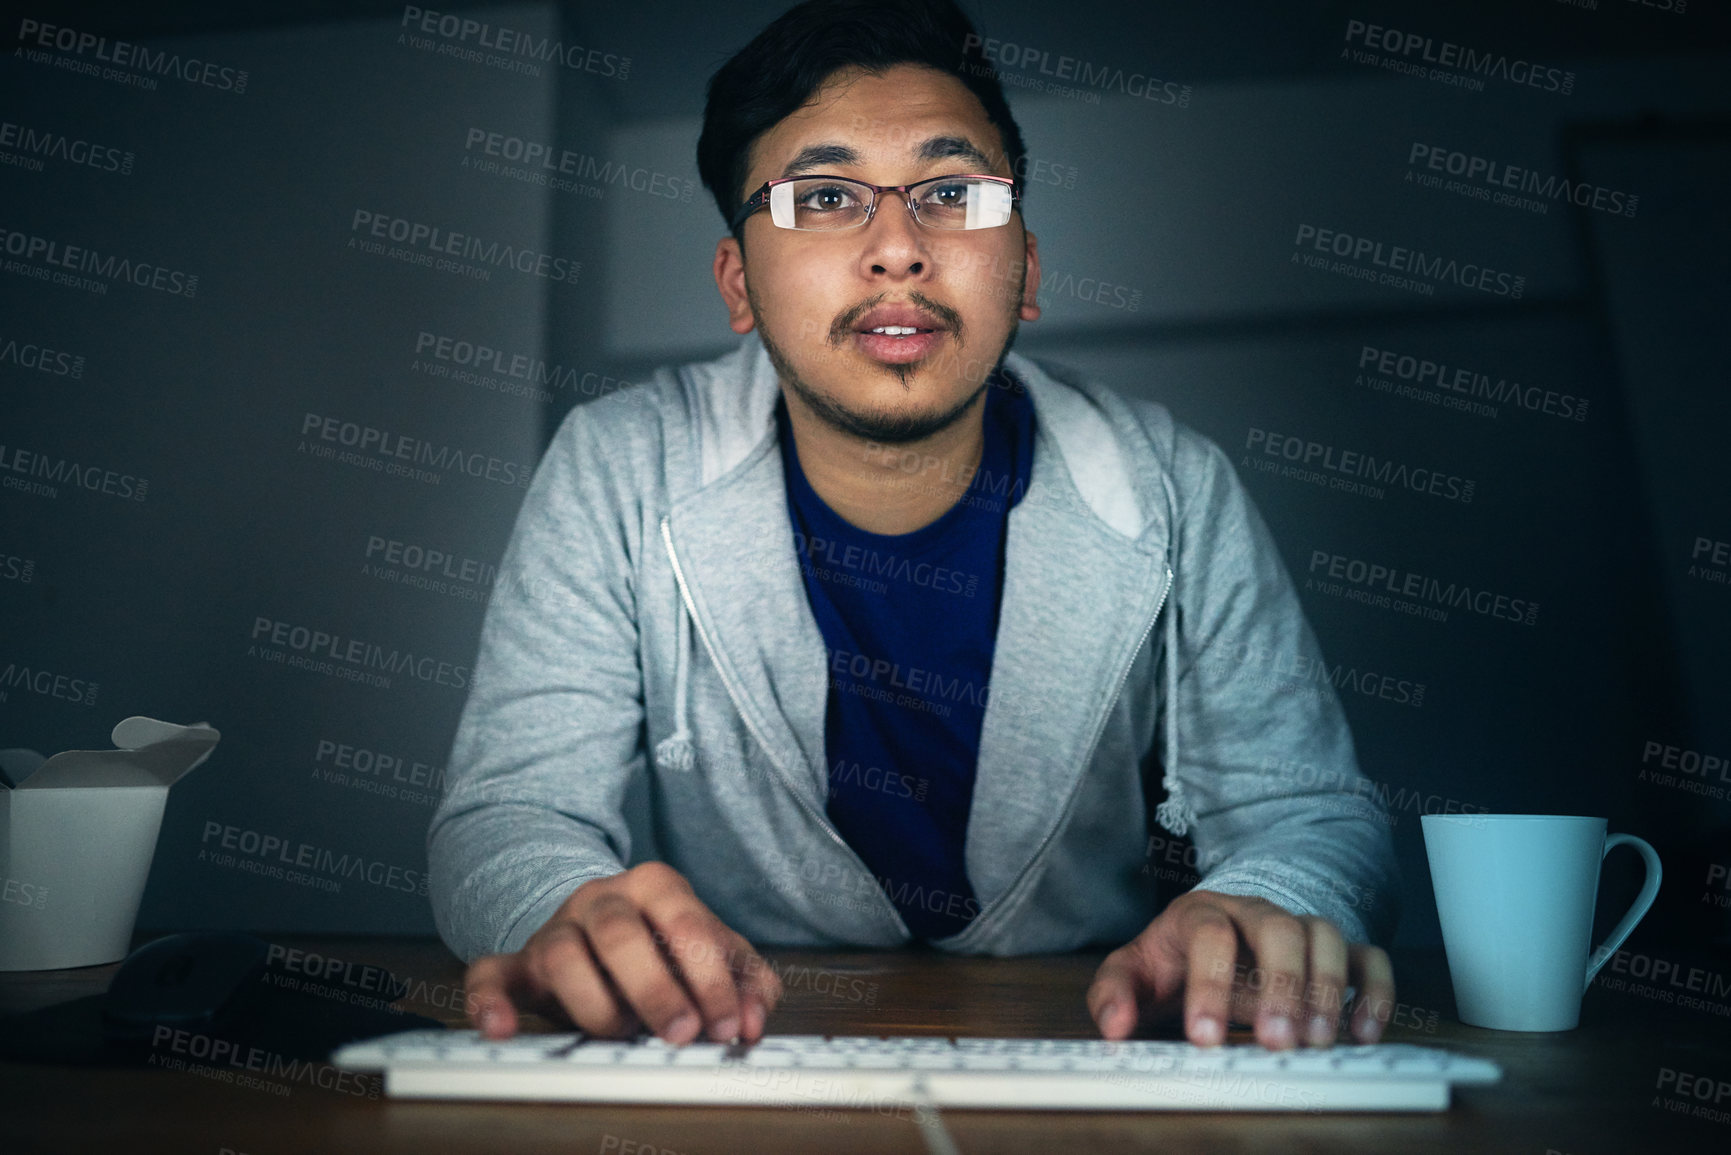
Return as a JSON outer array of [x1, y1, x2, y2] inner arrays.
[[798, 185, 858, 211], [925, 183, 971, 206]]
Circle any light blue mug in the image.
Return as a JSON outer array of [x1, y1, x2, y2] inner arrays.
[[1421, 814, 1662, 1031]]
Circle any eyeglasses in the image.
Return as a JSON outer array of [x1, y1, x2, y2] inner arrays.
[[730, 174, 1020, 232]]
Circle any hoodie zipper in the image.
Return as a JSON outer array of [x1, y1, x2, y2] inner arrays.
[[959, 563, 1175, 945], [659, 516, 908, 936]]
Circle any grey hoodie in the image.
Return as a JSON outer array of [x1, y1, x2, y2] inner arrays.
[[428, 334, 1400, 963]]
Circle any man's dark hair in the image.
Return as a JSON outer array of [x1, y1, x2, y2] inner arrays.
[[697, 0, 1027, 240]]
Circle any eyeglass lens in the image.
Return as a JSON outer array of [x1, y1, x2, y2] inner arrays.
[[768, 177, 1013, 230]]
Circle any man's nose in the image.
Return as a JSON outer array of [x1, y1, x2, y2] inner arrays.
[[857, 193, 932, 278]]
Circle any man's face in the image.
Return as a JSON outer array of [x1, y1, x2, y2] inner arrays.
[[714, 63, 1040, 445]]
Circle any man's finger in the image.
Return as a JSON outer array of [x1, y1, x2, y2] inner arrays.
[[463, 953, 524, 1040], [1086, 947, 1145, 1040], [731, 935, 783, 1042], [1243, 911, 1307, 1050], [581, 893, 703, 1044], [1301, 917, 1349, 1048], [1180, 909, 1240, 1047], [1347, 944, 1397, 1043], [645, 903, 746, 1042], [523, 918, 638, 1038]]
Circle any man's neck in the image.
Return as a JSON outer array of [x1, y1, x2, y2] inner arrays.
[[781, 385, 987, 536]]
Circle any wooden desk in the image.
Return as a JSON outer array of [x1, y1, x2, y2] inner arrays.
[[1, 936, 1726, 1154]]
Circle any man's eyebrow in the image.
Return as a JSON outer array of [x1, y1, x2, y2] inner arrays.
[[778, 136, 997, 179], [916, 135, 995, 169], [781, 143, 861, 177]]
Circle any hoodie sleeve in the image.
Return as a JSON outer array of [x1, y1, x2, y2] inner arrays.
[[427, 399, 643, 963], [1158, 428, 1401, 946]]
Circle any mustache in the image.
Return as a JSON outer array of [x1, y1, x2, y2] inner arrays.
[[828, 292, 965, 346]]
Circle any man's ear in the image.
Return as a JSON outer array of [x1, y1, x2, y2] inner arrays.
[[714, 236, 756, 335], [1018, 228, 1042, 323]]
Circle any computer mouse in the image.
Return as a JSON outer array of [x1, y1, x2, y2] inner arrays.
[[100, 931, 269, 1040]]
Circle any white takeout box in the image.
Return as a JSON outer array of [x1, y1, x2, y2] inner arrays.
[[0, 716, 220, 971]]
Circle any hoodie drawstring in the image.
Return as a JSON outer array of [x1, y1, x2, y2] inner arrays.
[[654, 599, 696, 772], [1152, 589, 1193, 836], [1152, 470, 1195, 837]]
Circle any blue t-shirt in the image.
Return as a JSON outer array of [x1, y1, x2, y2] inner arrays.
[[776, 374, 1036, 940]]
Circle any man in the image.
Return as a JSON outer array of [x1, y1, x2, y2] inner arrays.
[[429, 0, 1399, 1054]]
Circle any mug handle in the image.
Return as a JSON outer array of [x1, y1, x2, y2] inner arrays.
[[1583, 833, 1663, 988]]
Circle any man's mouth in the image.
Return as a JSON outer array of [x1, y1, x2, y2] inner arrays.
[[852, 325, 946, 364], [844, 300, 960, 366]]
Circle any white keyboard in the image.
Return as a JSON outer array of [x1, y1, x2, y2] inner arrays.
[[331, 1030, 1501, 1112]]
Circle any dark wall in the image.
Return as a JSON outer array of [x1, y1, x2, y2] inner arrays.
[[2, 1, 1727, 961]]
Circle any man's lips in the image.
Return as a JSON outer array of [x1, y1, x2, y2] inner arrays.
[[850, 304, 949, 335], [842, 301, 957, 364], [851, 326, 947, 364]]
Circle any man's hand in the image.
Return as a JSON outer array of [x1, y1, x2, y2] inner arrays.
[[1085, 890, 1394, 1050], [462, 861, 783, 1046]]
